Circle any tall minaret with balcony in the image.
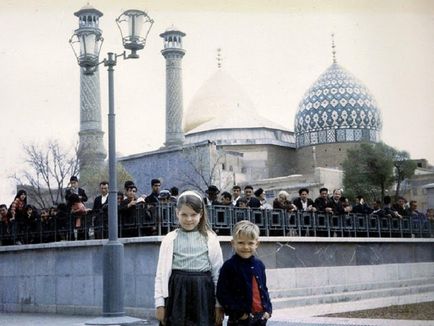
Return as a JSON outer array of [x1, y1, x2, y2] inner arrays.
[[160, 27, 186, 148], [74, 5, 106, 174]]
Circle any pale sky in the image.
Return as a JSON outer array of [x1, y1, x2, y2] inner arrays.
[[0, 0, 433, 204]]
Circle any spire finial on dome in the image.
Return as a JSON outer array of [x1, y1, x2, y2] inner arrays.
[[331, 33, 337, 64], [217, 48, 223, 69]]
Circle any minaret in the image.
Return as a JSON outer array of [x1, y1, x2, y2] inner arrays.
[[74, 5, 106, 174], [160, 27, 186, 148]]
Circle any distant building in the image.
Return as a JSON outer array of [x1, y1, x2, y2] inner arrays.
[[401, 166, 434, 211], [119, 23, 383, 196]]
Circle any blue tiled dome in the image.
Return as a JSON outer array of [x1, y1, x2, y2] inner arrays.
[[295, 63, 382, 148]]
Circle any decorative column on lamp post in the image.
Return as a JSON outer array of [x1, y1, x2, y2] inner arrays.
[[70, 5, 153, 325]]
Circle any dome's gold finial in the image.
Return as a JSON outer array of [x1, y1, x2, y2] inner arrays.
[[217, 48, 223, 69], [331, 33, 337, 64]]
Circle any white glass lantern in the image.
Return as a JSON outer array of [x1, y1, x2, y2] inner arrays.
[[69, 28, 103, 73], [116, 9, 154, 58]]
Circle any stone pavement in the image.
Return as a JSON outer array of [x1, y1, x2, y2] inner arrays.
[[0, 313, 433, 326]]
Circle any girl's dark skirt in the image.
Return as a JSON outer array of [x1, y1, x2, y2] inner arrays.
[[164, 269, 215, 326]]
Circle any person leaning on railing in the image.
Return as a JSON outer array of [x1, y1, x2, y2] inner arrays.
[[406, 200, 427, 221], [39, 208, 54, 243], [329, 189, 351, 215], [292, 188, 317, 213], [313, 188, 333, 214], [383, 196, 402, 219], [0, 204, 14, 245], [23, 204, 39, 244], [119, 184, 142, 237], [272, 191, 297, 212], [352, 196, 372, 215], [9, 189, 28, 245], [370, 200, 385, 217]]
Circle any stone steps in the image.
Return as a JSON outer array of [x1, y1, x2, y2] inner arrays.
[[269, 276, 434, 298], [271, 280, 434, 309]]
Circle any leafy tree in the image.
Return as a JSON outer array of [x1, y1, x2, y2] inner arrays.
[[343, 142, 395, 202], [343, 142, 416, 203]]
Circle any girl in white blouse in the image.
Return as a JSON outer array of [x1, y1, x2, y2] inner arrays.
[[154, 190, 224, 325]]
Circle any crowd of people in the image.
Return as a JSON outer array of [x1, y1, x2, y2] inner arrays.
[[204, 185, 432, 221], [1, 176, 433, 245]]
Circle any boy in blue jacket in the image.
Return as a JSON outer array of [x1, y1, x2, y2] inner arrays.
[[217, 220, 272, 325]]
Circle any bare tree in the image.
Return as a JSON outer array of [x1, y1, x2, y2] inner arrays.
[[178, 142, 234, 193], [11, 140, 80, 208]]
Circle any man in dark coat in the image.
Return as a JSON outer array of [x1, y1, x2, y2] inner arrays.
[[92, 181, 109, 238], [329, 189, 351, 215], [145, 178, 161, 205], [65, 176, 88, 208], [243, 185, 261, 208], [293, 188, 316, 212], [314, 187, 333, 213], [205, 185, 222, 206]]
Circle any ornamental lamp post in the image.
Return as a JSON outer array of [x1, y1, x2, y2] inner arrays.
[[70, 6, 153, 325]]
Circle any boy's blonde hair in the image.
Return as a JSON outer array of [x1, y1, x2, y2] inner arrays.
[[232, 220, 259, 240]]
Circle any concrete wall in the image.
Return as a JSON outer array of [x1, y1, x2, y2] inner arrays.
[[1, 237, 433, 318], [222, 144, 297, 180], [267, 262, 434, 293], [314, 167, 343, 193], [296, 143, 357, 174], [120, 142, 212, 194]]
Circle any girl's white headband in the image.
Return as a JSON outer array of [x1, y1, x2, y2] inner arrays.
[[177, 190, 203, 204]]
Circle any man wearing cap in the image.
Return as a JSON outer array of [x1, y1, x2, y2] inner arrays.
[[254, 188, 272, 210], [65, 176, 88, 240], [65, 176, 88, 207], [205, 185, 222, 206], [158, 189, 171, 204]]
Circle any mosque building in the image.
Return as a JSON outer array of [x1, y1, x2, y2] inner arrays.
[[71, 3, 384, 199], [117, 26, 382, 197]]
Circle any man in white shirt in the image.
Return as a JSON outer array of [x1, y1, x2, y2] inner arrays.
[[93, 181, 109, 211], [232, 185, 241, 206]]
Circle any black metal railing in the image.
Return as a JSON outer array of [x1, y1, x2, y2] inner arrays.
[[1, 204, 433, 245]]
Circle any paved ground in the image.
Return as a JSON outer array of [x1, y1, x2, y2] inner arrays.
[[324, 301, 434, 320], [2, 295, 434, 326], [1, 312, 433, 326]]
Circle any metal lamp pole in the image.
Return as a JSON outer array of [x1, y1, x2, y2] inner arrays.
[[104, 51, 124, 318], [70, 7, 153, 325]]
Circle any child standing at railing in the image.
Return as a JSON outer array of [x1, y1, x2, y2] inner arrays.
[[154, 190, 224, 325]]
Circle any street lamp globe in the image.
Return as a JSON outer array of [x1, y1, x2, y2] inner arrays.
[[116, 9, 154, 58], [69, 23, 103, 74]]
